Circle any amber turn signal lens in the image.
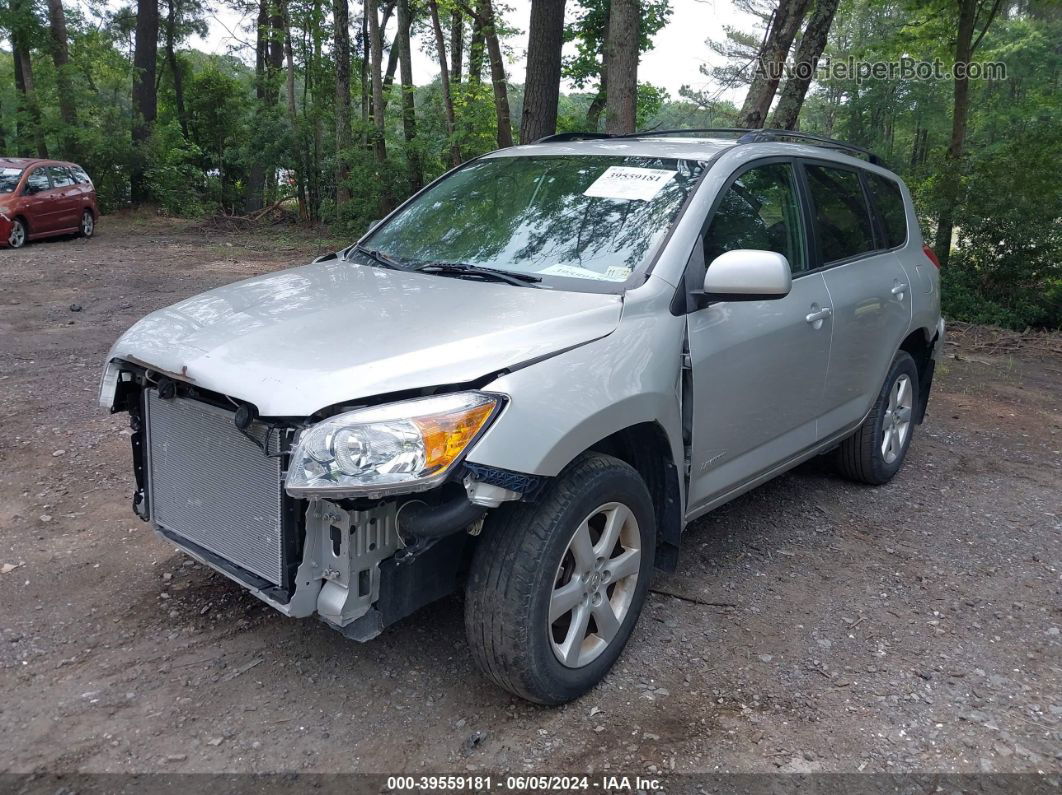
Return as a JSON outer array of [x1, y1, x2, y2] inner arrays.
[[414, 402, 496, 473]]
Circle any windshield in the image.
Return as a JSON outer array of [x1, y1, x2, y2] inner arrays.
[[0, 167, 23, 194], [363, 155, 705, 291]]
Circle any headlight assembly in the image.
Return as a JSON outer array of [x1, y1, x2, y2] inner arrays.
[[284, 392, 503, 498]]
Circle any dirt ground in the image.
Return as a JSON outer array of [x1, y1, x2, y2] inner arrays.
[[0, 214, 1059, 776]]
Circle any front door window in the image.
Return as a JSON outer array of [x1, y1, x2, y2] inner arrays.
[[703, 162, 807, 273]]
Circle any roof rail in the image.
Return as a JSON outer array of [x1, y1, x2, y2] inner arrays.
[[620, 128, 750, 139], [736, 129, 883, 165], [531, 127, 883, 165], [533, 132, 613, 143]]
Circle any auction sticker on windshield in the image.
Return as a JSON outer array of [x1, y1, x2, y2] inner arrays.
[[583, 166, 676, 201], [539, 263, 631, 281]]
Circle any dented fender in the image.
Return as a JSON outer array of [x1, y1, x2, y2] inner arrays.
[[467, 277, 687, 490]]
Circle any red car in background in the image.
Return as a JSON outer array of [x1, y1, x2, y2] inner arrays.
[[0, 157, 99, 248]]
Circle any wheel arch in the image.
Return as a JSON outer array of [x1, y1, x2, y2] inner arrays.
[[898, 325, 937, 423], [585, 421, 683, 572]]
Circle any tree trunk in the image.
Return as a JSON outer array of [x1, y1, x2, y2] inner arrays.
[[738, 0, 812, 129], [282, 1, 308, 220], [245, 0, 271, 211], [131, 0, 159, 202], [910, 124, 928, 168], [478, 0, 513, 147], [367, 0, 388, 164], [268, 1, 285, 79], [380, 35, 401, 111], [934, 0, 978, 267], [585, 85, 606, 130], [429, 0, 462, 166], [768, 0, 839, 130], [604, 0, 638, 134], [360, 8, 370, 142], [46, 0, 78, 151], [520, 0, 566, 143], [468, 15, 485, 85], [334, 0, 353, 206], [163, 0, 189, 139], [397, 0, 422, 192], [12, 41, 48, 158], [450, 10, 464, 85], [583, 3, 608, 131]]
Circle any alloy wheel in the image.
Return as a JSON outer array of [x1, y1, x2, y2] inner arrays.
[[82, 212, 94, 237], [9, 220, 25, 248], [549, 502, 641, 668], [881, 373, 913, 464]]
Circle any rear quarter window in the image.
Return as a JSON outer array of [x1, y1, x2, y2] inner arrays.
[[804, 164, 875, 263], [865, 173, 908, 248]]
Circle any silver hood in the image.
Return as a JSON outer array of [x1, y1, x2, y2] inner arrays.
[[104, 259, 622, 416]]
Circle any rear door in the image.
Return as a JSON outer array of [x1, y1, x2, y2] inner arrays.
[[802, 161, 913, 435], [46, 166, 81, 230], [685, 159, 833, 511], [866, 171, 934, 295], [20, 167, 55, 234]]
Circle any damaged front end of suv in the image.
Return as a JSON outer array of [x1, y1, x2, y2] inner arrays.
[[97, 245, 628, 644], [102, 361, 544, 641]]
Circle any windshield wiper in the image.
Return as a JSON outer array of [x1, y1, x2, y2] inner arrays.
[[414, 262, 542, 287], [348, 243, 404, 270]]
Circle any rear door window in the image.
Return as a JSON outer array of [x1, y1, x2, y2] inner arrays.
[[48, 167, 75, 188], [70, 166, 91, 185], [24, 168, 51, 194], [703, 162, 807, 273], [804, 164, 875, 263], [865, 173, 908, 248]]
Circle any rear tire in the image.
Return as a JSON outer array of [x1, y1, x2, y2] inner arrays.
[[79, 210, 95, 239], [464, 452, 655, 704], [836, 351, 919, 485]]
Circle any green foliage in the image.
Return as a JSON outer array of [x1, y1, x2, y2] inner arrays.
[[2, 0, 1058, 331], [142, 120, 206, 216], [563, 0, 673, 88], [787, 0, 1062, 329]]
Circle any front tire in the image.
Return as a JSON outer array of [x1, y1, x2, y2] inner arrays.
[[465, 452, 656, 704], [8, 218, 26, 249], [836, 351, 919, 485]]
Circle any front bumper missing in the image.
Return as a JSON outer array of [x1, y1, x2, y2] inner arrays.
[[157, 498, 402, 640]]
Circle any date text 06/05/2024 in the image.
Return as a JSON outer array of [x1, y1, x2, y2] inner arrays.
[[385, 775, 664, 791]]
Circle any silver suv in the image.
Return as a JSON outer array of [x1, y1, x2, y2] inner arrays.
[[101, 130, 943, 704]]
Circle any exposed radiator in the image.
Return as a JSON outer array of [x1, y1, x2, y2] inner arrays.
[[144, 390, 285, 586]]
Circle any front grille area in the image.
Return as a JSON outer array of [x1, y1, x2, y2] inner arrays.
[[144, 390, 285, 586]]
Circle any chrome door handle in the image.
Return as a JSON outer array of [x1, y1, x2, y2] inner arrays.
[[805, 307, 832, 323], [891, 283, 908, 296]]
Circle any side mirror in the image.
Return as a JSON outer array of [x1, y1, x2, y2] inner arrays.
[[702, 249, 792, 302]]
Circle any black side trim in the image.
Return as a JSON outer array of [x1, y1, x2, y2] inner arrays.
[[376, 532, 471, 628], [656, 460, 682, 573], [692, 289, 789, 307], [129, 401, 149, 520], [462, 462, 549, 502], [915, 358, 936, 424]]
